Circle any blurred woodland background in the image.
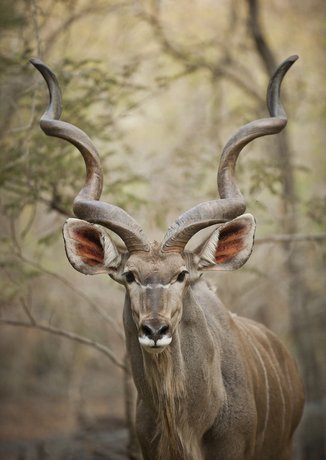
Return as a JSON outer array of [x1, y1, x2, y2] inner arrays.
[[0, 0, 325, 459]]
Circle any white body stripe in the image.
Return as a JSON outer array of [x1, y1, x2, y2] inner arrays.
[[237, 321, 270, 444]]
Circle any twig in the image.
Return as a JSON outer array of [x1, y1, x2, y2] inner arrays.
[[38, 195, 71, 217], [20, 297, 36, 325], [255, 233, 326, 244], [43, 2, 130, 56], [7, 212, 123, 341], [7, 223, 123, 341], [246, 0, 276, 76], [0, 317, 126, 371], [16, 253, 125, 340], [9, 218, 22, 257], [30, 0, 43, 58], [139, 9, 263, 103]]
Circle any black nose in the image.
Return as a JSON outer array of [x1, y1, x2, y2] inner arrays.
[[141, 320, 170, 342]]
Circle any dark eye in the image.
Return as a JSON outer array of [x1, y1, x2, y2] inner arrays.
[[177, 271, 188, 283], [125, 271, 136, 284]]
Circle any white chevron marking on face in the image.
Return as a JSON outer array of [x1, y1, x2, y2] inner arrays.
[[156, 336, 172, 346], [138, 336, 155, 347], [138, 335, 172, 348]]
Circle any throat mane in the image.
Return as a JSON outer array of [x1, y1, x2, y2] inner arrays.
[[143, 345, 201, 460]]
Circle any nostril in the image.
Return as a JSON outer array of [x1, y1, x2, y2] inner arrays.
[[139, 321, 172, 348], [141, 322, 170, 339], [158, 325, 169, 336], [141, 324, 154, 337]]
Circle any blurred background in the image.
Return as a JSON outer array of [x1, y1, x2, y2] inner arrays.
[[0, 0, 325, 459]]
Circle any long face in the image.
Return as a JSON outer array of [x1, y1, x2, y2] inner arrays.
[[123, 247, 190, 353]]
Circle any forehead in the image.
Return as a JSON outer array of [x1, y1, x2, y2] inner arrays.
[[126, 246, 185, 284]]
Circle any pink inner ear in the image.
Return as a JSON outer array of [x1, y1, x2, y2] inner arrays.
[[73, 227, 104, 266], [215, 223, 248, 264]]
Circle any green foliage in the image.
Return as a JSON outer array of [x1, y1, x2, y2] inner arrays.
[[306, 195, 326, 227], [0, 0, 24, 31], [0, 5, 153, 312], [0, 57, 150, 220], [248, 159, 283, 196]]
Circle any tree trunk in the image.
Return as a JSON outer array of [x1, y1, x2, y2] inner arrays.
[[246, 1, 325, 458]]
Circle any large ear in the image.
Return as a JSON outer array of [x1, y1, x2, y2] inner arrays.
[[63, 218, 122, 275], [197, 214, 256, 271]]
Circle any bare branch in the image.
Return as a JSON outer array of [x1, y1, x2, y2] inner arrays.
[[7, 214, 121, 342], [9, 218, 22, 257], [0, 317, 126, 371], [7, 222, 122, 339], [246, 0, 276, 75], [20, 297, 36, 325], [43, 2, 131, 56], [38, 195, 71, 217], [30, 0, 43, 58], [139, 9, 263, 103], [15, 252, 125, 341], [255, 233, 326, 244]]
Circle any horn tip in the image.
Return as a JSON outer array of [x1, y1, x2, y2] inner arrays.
[[29, 58, 57, 82], [30, 57, 45, 70], [288, 54, 299, 63]]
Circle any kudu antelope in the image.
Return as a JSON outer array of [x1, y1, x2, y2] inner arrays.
[[31, 55, 304, 460]]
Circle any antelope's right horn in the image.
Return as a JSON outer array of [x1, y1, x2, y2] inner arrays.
[[31, 58, 150, 253]]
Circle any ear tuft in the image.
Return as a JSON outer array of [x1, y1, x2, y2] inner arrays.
[[198, 214, 256, 271], [63, 218, 121, 275]]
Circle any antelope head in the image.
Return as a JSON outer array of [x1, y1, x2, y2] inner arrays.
[[31, 56, 297, 353]]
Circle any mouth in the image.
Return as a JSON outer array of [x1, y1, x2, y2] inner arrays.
[[138, 335, 172, 352]]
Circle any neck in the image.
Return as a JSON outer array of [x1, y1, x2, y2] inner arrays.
[[123, 281, 226, 460], [143, 337, 189, 459]]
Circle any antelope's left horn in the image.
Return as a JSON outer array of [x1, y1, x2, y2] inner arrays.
[[161, 55, 298, 253]]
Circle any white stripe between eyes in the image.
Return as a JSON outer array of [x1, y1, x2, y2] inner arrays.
[[142, 283, 171, 290]]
